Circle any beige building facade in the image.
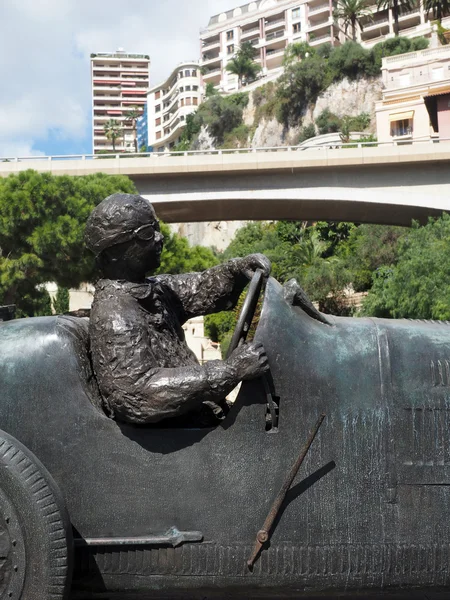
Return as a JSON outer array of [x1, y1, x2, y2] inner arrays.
[[200, 0, 448, 94], [91, 50, 150, 154], [376, 44, 450, 144], [147, 62, 202, 152]]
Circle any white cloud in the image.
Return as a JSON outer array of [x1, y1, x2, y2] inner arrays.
[[0, 0, 239, 156]]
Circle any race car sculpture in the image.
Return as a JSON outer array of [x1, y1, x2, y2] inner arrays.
[[0, 273, 449, 599]]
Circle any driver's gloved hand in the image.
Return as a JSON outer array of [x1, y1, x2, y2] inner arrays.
[[238, 254, 271, 280], [226, 341, 269, 380]]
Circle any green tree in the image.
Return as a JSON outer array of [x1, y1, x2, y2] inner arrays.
[[52, 286, 70, 314], [0, 170, 137, 316], [226, 42, 262, 89], [283, 42, 315, 65], [124, 106, 144, 153], [103, 119, 123, 152], [334, 0, 373, 40], [155, 223, 218, 275], [362, 215, 450, 319], [377, 0, 415, 36], [277, 55, 328, 125], [424, 0, 450, 20]]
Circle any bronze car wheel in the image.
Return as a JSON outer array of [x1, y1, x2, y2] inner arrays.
[[0, 430, 73, 600]]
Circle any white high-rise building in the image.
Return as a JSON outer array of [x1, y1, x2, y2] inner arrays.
[[147, 62, 202, 152], [91, 49, 150, 154]]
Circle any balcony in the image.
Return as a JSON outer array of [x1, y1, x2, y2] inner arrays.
[[309, 32, 332, 44], [265, 29, 286, 42], [308, 17, 332, 31], [241, 25, 260, 38], [202, 39, 220, 52], [309, 2, 330, 15], [265, 17, 286, 31], [202, 67, 221, 82], [201, 53, 221, 66], [361, 14, 389, 32]]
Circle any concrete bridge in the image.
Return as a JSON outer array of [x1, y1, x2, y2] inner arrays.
[[1, 142, 450, 225]]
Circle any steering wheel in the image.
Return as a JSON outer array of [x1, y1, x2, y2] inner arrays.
[[226, 269, 264, 359]]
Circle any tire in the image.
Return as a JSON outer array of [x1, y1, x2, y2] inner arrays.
[[0, 429, 73, 599]]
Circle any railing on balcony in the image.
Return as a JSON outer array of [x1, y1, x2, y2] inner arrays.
[[309, 2, 330, 13], [264, 18, 286, 30], [241, 26, 261, 37], [203, 67, 221, 77], [266, 29, 286, 41], [308, 17, 331, 29], [310, 32, 331, 42]]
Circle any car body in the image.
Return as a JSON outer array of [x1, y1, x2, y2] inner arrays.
[[1, 277, 450, 599]]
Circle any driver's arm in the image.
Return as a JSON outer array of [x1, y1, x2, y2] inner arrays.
[[90, 298, 268, 424], [156, 254, 271, 323]]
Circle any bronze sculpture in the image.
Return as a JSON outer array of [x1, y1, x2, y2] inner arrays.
[[84, 193, 270, 424]]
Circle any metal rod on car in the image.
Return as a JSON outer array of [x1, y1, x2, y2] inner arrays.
[[247, 413, 326, 569]]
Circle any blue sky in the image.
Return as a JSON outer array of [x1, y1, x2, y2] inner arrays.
[[0, 0, 240, 157]]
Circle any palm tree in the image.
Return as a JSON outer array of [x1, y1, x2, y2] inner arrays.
[[103, 119, 122, 152], [124, 106, 143, 153], [226, 42, 261, 89], [334, 0, 373, 41], [283, 42, 315, 65], [423, 0, 450, 21], [376, 0, 414, 35]]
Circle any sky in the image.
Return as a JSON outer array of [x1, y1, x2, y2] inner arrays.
[[0, 0, 241, 157]]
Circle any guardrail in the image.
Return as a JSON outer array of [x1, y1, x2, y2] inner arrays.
[[1, 137, 449, 163]]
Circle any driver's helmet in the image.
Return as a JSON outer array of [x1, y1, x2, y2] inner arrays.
[[85, 193, 158, 256]]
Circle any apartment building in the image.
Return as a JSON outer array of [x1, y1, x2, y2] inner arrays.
[[147, 62, 202, 152], [91, 50, 150, 154], [376, 43, 450, 143], [200, 0, 445, 93]]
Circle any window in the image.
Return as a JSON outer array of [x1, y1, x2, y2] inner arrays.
[[180, 98, 185, 107], [227, 30, 234, 40], [155, 104, 161, 112], [193, 85, 199, 91], [293, 22, 301, 33], [179, 86, 184, 93], [192, 69, 197, 77], [186, 97, 192, 106], [155, 91, 161, 100], [155, 117, 161, 126], [292, 7, 301, 19], [164, 128, 170, 135], [156, 131, 162, 140], [227, 44, 234, 54], [185, 70, 190, 77], [193, 97, 198, 105], [185, 85, 191, 91], [391, 118, 412, 137]]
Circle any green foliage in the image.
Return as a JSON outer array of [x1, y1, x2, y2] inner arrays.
[[327, 42, 378, 82], [277, 55, 329, 125], [204, 310, 236, 343], [103, 119, 122, 151], [226, 42, 261, 88], [333, 0, 373, 41], [52, 286, 70, 314], [297, 123, 317, 143], [205, 82, 219, 97], [377, 0, 416, 36], [0, 170, 136, 316], [156, 223, 218, 275], [283, 42, 315, 65], [362, 215, 450, 319], [316, 109, 343, 134], [222, 124, 250, 149]]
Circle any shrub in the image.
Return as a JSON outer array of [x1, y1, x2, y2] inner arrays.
[[328, 41, 377, 81], [297, 123, 317, 143], [316, 109, 342, 134]]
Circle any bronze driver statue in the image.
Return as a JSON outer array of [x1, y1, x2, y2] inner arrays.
[[85, 193, 270, 425]]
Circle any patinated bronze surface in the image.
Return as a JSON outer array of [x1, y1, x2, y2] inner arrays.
[[84, 193, 270, 424]]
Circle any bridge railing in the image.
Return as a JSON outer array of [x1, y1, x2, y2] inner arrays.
[[1, 136, 449, 163]]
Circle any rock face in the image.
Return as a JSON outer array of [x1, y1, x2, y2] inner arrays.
[[191, 125, 215, 151], [310, 77, 383, 132], [250, 76, 383, 146]]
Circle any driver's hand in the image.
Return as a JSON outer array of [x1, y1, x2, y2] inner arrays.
[[239, 254, 271, 280], [227, 342, 269, 380]]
